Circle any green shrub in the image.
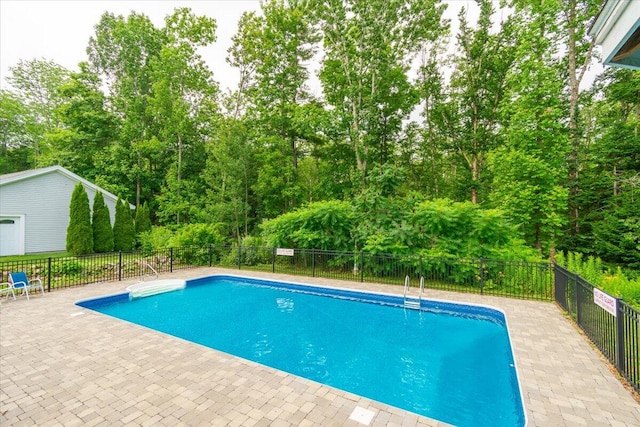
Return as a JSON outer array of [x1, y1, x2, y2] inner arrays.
[[135, 202, 152, 235], [50, 260, 83, 276], [169, 223, 226, 248], [238, 236, 269, 265], [405, 199, 537, 260], [92, 191, 114, 253], [602, 268, 640, 306], [556, 251, 640, 307], [66, 183, 93, 255], [261, 200, 355, 251], [139, 226, 175, 252], [113, 198, 136, 251]]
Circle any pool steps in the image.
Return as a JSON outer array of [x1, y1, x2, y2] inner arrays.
[[127, 279, 186, 298], [403, 276, 425, 310], [404, 298, 421, 309]]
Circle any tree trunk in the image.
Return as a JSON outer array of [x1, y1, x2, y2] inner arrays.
[[291, 136, 298, 169], [471, 101, 479, 204], [352, 101, 368, 179], [136, 151, 142, 207], [176, 132, 183, 225], [565, 0, 595, 237], [567, 12, 580, 235], [244, 163, 249, 237], [471, 152, 478, 204]]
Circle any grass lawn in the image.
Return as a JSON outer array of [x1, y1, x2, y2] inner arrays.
[[0, 252, 68, 262]]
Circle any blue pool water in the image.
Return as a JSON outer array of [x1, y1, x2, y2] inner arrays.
[[77, 275, 525, 427]]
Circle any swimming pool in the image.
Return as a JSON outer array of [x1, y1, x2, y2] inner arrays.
[[77, 275, 526, 427]]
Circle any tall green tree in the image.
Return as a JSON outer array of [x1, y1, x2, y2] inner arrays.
[[577, 68, 640, 268], [202, 118, 257, 239], [562, 0, 600, 239], [0, 90, 33, 173], [488, 150, 567, 255], [317, 0, 447, 182], [440, 0, 517, 204], [228, 0, 321, 217], [46, 62, 119, 180], [66, 183, 93, 255], [149, 8, 218, 224], [87, 11, 167, 207], [408, 37, 455, 197], [5, 58, 70, 167], [488, 3, 568, 255], [92, 191, 114, 253], [511, 0, 600, 242], [251, 0, 318, 170], [113, 198, 136, 251]]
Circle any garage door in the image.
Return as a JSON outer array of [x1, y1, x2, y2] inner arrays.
[[0, 216, 24, 256]]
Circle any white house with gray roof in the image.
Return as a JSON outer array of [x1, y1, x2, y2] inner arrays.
[[0, 165, 131, 256]]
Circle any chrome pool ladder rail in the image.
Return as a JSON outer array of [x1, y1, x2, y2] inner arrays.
[[403, 275, 422, 310], [403, 275, 410, 300], [141, 261, 159, 281]]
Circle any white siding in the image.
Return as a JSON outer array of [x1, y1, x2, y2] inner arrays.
[[0, 171, 118, 254]]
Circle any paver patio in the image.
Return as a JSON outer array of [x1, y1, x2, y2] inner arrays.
[[1, 267, 639, 426]]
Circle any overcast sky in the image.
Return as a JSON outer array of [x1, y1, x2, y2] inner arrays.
[[0, 0, 264, 92]]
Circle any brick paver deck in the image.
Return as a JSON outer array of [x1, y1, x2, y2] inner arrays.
[[1, 268, 639, 426]]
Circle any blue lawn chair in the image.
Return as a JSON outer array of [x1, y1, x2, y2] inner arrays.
[[9, 272, 44, 300]]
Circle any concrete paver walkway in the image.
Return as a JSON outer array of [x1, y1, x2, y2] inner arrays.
[[1, 268, 639, 426]]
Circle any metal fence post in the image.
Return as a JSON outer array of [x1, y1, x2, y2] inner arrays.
[[360, 251, 364, 282], [575, 273, 581, 324], [118, 251, 123, 281], [47, 257, 52, 292], [170, 248, 174, 273], [208, 244, 213, 267], [272, 247, 276, 273], [312, 248, 316, 277], [552, 263, 557, 304], [479, 258, 485, 295], [616, 298, 625, 372], [238, 245, 242, 269]]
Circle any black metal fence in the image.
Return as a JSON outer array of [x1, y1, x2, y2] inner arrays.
[[0, 245, 553, 300], [555, 264, 639, 392]]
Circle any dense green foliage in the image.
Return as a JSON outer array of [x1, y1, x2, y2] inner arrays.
[[261, 196, 538, 261], [91, 191, 114, 253], [556, 252, 640, 308], [575, 69, 640, 270], [2, 1, 638, 279], [113, 198, 136, 251], [66, 183, 93, 255], [139, 223, 226, 252], [261, 200, 355, 251]]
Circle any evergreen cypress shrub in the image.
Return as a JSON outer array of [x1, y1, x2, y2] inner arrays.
[[92, 191, 114, 253], [135, 202, 152, 235], [113, 198, 136, 251], [66, 183, 94, 255]]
